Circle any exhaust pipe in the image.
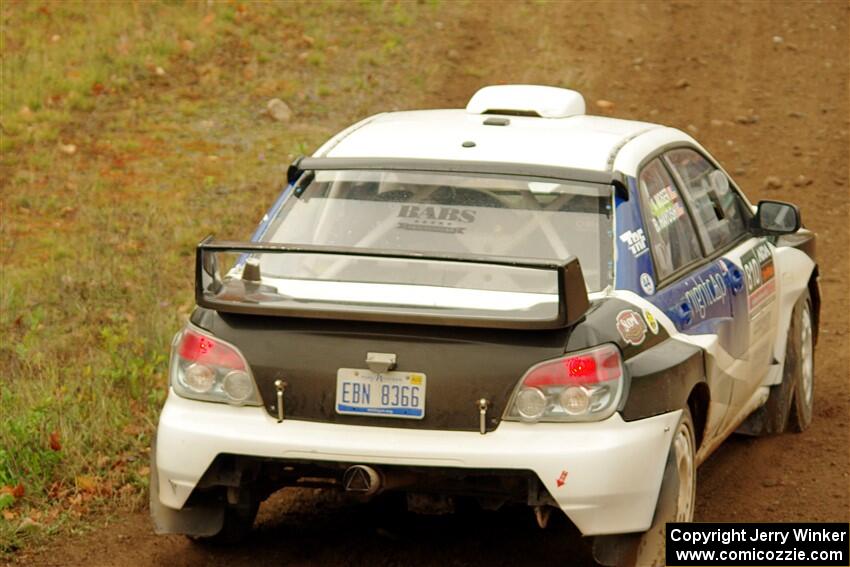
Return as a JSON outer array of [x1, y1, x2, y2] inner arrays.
[[343, 465, 382, 496]]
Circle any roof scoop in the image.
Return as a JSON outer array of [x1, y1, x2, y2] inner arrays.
[[466, 85, 586, 119]]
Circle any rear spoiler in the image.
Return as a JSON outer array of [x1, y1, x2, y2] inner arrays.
[[287, 156, 629, 200], [195, 237, 590, 330]]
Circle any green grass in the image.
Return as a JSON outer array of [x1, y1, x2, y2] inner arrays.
[[0, 0, 448, 553]]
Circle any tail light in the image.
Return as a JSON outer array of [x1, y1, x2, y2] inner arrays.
[[169, 325, 261, 406], [504, 343, 624, 423]]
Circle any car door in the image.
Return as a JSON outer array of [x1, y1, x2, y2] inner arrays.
[[636, 158, 738, 442], [664, 148, 780, 426]]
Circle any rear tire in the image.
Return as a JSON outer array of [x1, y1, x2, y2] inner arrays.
[[635, 406, 696, 565], [593, 407, 695, 567]]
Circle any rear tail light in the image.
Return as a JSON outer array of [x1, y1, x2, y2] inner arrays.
[[170, 325, 261, 406], [504, 343, 624, 423]]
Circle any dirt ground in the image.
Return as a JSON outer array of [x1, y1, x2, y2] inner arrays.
[[9, 1, 849, 566]]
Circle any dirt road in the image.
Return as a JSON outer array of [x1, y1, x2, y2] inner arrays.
[[11, 1, 849, 565]]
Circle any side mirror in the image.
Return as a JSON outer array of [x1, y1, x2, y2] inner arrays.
[[752, 200, 801, 235]]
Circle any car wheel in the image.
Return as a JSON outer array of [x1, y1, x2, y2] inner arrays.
[[593, 407, 696, 567], [738, 290, 814, 436], [787, 293, 814, 432], [671, 409, 697, 522]]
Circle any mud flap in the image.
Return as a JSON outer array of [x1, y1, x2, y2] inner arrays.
[[592, 439, 679, 567], [149, 437, 225, 537]]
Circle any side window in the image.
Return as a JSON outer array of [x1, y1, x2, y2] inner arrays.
[[638, 159, 702, 280], [665, 148, 748, 254]]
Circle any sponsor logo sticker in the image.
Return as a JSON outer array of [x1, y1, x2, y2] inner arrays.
[[616, 309, 648, 346], [619, 228, 649, 257], [649, 185, 687, 232], [683, 273, 728, 320], [397, 205, 476, 234], [643, 309, 660, 335], [640, 272, 655, 295], [741, 241, 776, 314]]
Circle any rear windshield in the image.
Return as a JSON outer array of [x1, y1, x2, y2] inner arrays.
[[261, 170, 614, 291]]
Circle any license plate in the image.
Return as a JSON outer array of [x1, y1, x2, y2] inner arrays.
[[336, 368, 426, 419]]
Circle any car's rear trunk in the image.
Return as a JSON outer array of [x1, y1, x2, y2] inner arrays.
[[193, 309, 571, 432]]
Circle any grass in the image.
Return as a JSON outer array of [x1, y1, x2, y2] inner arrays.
[[0, 0, 444, 553]]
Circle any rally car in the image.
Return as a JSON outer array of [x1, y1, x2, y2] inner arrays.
[[151, 85, 819, 564]]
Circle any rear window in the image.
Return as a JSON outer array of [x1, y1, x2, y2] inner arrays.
[[261, 170, 614, 291]]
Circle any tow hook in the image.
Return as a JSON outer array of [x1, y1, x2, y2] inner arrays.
[[477, 398, 490, 435], [274, 380, 287, 422]]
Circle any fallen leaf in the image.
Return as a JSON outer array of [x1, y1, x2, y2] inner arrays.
[[49, 430, 61, 451], [0, 493, 14, 510], [75, 476, 97, 493], [122, 424, 142, 436], [12, 483, 24, 499], [17, 517, 40, 532], [2, 511, 15, 521], [116, 35, 131, 55], [47, 481, 69, 499]]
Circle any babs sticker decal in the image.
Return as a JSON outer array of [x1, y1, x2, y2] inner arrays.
[[616, 310, 648, 346], [619, 228, 648, 257], [397, 205, 477, 234], [741, 241, 776, 314]]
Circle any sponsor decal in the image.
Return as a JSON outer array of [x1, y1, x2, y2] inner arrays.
[[683, 273, 728, 320], [741, 241, 776, 314], [616, 309, 648, 346], [640, 272, 655, 295], [644, 309, 660, 335], [397, 205, 476, 234], [556, 470, 568, 488], [619, 228, 649, 257], [649, 185, 687, 232]]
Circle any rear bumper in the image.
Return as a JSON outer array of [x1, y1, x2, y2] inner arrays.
[[154, 390, 680, 535]]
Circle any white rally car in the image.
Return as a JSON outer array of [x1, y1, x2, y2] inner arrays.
[[151, 85, 819, 565]]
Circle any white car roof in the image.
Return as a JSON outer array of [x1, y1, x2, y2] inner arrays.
[[314, 85, 700, 176], [318, 110, 665, 173]]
